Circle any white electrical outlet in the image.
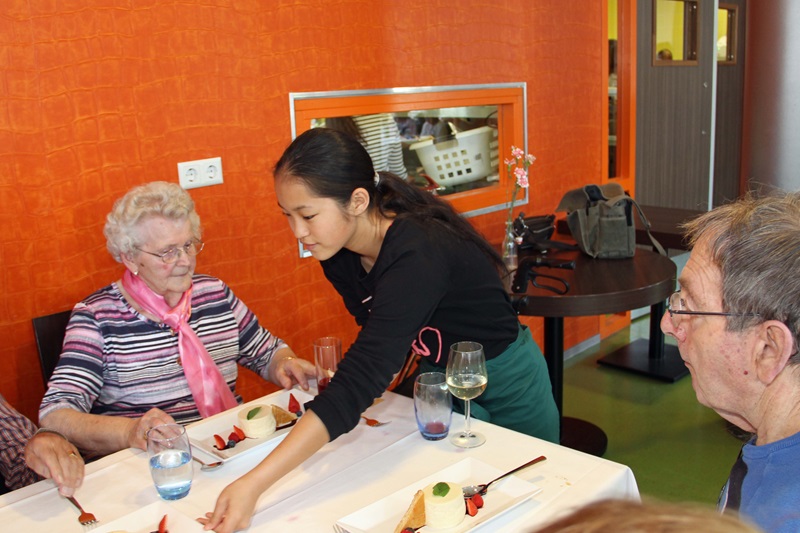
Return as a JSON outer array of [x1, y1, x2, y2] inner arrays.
[[178, 157, 224, 189]]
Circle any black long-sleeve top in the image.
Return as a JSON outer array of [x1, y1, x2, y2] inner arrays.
[[306, 217, 519, 440]]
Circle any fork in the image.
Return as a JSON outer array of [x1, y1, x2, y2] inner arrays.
[[66, 495, 98, 527], [361, 415, 391, 427]]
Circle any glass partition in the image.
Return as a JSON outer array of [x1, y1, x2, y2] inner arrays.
[[608, 1, 618, 178], [289, 84, 527, 257], [653, 0, 699, 65], [291, 84, 526, 212], [717, 4, 738, 64], [605, 0, 636, 195], [320, 107, 498, 196]]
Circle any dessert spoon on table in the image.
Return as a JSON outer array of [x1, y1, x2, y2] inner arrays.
[[462, 455, 547, 497], [192, 455, 223, 471]]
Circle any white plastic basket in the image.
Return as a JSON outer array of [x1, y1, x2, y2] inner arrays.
[[409, 126, 498, 187]]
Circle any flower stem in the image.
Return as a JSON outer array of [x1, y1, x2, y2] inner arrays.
[[506, 182, 520, 230]]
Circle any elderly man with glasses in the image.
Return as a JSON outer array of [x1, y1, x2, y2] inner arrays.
[[39, 182, 314, 456], [662, 190, 800, 533]]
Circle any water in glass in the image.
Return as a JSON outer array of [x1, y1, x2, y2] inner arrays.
[[147, 423, 193, 500], [150, 449, 192, 500]]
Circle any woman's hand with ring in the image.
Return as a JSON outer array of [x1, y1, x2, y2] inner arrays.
[[128, 408, 176, 450], [25, 431, 85, 496]]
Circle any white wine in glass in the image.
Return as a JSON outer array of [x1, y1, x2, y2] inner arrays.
[[445, 341, 488, 448]]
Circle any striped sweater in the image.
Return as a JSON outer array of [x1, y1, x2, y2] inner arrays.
[[39, 275, 287, 425]]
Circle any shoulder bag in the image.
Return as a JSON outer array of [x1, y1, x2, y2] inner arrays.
[[556, 183, 666, 258]]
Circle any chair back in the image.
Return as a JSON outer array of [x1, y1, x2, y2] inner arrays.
[[31, 310, 71, 386]]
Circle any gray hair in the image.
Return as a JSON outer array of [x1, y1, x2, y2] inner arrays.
[[104, 181, 201, 262], [683, 190, 800, 360]]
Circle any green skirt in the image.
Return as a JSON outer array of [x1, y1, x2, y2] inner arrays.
[[420, 325, 560, 443]]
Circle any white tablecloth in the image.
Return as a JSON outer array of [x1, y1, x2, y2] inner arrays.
[[0, 390, 638, 532]]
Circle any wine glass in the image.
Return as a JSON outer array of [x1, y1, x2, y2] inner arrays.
[[445, 341, 488, 448]]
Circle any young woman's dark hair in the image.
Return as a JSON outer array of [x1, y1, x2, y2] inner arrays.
[[273, 127, 504, 269], [323, 116, 364, 144]]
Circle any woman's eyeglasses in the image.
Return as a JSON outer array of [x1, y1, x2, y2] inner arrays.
[[136, 239, 204, 264]]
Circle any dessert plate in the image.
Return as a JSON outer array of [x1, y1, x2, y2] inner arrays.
[[93, 501, 203, 533], [186, 388, 313, 462], [334, 457, 541, 533]]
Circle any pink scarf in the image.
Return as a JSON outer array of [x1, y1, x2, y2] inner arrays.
[[121, 270, 238, 418]]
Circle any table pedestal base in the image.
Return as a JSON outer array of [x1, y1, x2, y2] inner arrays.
[[598, 339, 689, 382], [560, 417, 608, 457]]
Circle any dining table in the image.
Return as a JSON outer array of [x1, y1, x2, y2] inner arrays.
[[509, 248, 684, 457], [0, 388, 639, 532]]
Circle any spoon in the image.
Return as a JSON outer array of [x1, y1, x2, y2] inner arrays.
[[462, 455, 547, 497], [361, 415, 391, 427], [192, 455, 223, 472]]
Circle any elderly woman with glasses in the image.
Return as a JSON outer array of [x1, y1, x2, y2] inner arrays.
[[39, 182, 313, 456]]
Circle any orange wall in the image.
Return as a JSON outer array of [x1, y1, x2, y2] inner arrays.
[[0, 1, 605, 421]]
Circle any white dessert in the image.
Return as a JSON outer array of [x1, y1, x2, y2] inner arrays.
[[237, 404, 276, 438], [423, 481, 465, 529]]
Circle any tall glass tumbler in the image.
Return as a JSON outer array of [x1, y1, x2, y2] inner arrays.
[[314, 336, 342, 394], [147, 423, 193, 500], [414, 372, 453, 440]]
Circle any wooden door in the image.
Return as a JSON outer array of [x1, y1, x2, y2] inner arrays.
[[635, 0, 716, 210]]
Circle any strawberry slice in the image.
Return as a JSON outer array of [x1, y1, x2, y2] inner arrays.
[[288, 393, 301, 415], [228, 431, 242, 444], [470, 493, 484, 509], [158, 513, 168, 533], [233, 425, 246, 441], [466, 497, 478, 516], [213, 434, 226, 450]]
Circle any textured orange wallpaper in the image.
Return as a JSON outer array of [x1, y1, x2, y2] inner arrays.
[[0, 1, 605, 421]]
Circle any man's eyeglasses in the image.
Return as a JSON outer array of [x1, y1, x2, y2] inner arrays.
[[136, 239, 204, 264], [667, 291, 760, 320]]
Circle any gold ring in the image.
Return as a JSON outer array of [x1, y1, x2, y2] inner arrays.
[[68, 451, 78, 458]]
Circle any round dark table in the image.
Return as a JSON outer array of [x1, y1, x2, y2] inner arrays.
[[509, 248, 685, 456]]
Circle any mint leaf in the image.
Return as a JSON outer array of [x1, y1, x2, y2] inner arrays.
[[432, 482, 450, 497], [247, 407, 262, 420]]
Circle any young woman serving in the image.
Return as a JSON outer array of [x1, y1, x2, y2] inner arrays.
[[202, 128, 558, 532]]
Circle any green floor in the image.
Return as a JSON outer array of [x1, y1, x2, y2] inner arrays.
[[562, 317, 744, 505]]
